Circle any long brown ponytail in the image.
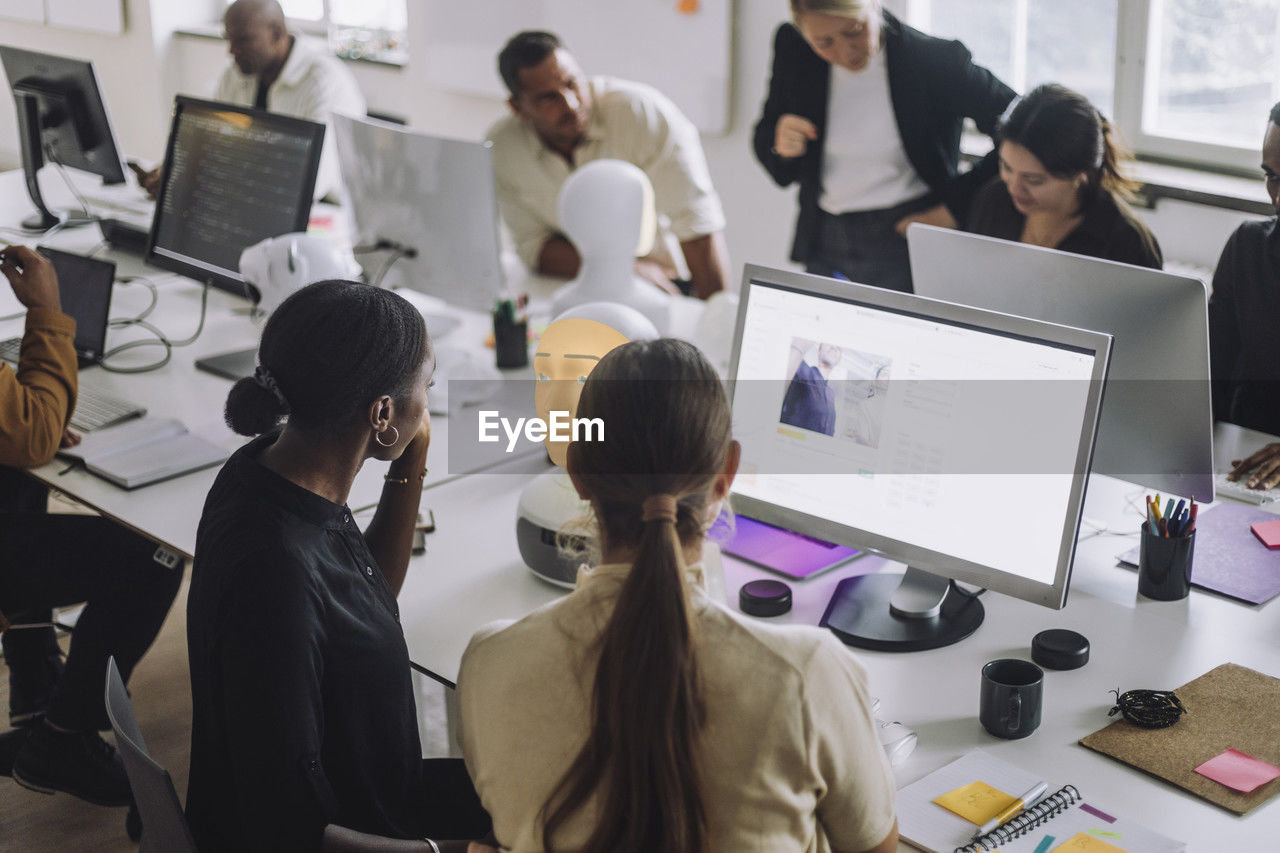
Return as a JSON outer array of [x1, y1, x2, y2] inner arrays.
[[541, 339, 732, 853]]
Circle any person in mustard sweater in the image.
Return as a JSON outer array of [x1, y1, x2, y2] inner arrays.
[[0, 245, 182, 810]]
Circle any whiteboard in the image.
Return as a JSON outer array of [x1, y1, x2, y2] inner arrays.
[[0, 0, 43, 24], [46, 0, 125, 34], [420, 0, 732, 135]]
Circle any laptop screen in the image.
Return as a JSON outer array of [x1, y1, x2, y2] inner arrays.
[[37, 247, 115, 362]]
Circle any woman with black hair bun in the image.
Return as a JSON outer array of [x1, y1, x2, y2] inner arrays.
[[187, 279, 491, 851], [967, 83, 1163, 269]]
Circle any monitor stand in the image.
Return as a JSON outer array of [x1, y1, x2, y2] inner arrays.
[[820, 566, 984, 652], [14, 90, 91, 232]]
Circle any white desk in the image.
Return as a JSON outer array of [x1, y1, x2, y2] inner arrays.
[[396, 429, 1280, 851], [0, 170, 535, 557]]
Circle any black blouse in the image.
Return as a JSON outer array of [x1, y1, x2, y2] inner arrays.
[[186, 432, 425, 851], [1209, 217, 1280, 435], [966, 177, 1163, 270]]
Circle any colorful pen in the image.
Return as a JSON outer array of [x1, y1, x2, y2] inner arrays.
[[973, 781, 1049, 839]]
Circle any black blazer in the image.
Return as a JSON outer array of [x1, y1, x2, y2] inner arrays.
[[753, 13, 1016, 265]]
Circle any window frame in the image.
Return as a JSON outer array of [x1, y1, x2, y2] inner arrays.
[[223, 0, 403, 40], [903, 0, 1271, 178]]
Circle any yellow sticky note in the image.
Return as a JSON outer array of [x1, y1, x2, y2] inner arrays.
[[1053, 833, 1127, 852], [933, 781, 1017, 825]]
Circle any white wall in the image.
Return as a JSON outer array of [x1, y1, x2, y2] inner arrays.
[[2, 0, 1265, 274], [0, 0, 219, 169]]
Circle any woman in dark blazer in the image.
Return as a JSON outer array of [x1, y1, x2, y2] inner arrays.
[[753, 0, 1015, 292]]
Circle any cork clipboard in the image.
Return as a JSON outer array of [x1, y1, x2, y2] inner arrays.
[[1079, 663, 1280, 815]]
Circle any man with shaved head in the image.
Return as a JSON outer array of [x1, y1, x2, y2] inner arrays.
[[136, 0, 364, 200]]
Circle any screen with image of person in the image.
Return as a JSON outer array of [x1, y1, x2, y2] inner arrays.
[[779, 338, 891, 446]]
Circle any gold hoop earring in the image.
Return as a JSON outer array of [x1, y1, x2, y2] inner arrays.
[[375, 425, 400, 447]]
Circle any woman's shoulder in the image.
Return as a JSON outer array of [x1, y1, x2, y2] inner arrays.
[[696, 599, 868, 686]]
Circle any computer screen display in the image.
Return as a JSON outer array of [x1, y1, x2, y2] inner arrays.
[[37, 247, 114, 359], [728, 266, 1111, 612], [333, 113, 505, 311], [147, 96, 324, 296]]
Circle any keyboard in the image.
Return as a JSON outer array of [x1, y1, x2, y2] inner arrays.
[[1215, 473, 1280, 505], [70, 386, 147, 433], [80, 187, 154, 219], [1, 341, 145, 431]]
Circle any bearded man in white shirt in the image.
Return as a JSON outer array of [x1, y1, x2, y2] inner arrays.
[[135, 0, 364, 201]]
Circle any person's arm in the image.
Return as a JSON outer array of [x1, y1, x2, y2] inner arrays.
[[679, 232, 730, 299], [216, 555, 337, 849], [364, 420, 429, 596], [930, 40, 1017, 226], [1208, 230, 1241, 425], [805, 634, 899, 853], [298, 58, 368, 201], [534, 235, 582, 278], [0, 246, 77, 468], [752, 24, 812, 188]]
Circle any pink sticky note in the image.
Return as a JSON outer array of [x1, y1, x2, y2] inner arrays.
[[1195, 749, 1280, 793]]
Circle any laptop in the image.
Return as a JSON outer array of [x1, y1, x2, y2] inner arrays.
[[0, 247, 115, 366], [0, 247, 147, 432]]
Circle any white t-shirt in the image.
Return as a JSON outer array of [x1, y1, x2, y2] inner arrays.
[[486, 76, 726, 271], [820, 49, 929, 214], [214, 35, 366, 200], [458, 561, 897, 853]]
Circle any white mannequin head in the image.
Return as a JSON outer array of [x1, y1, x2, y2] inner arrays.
[[558, 159, 656, 259], [239, 232, 362, 315]]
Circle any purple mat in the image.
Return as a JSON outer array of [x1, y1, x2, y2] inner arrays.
[[723, 515, 862, 580], [1118, 503, 1280, 605]]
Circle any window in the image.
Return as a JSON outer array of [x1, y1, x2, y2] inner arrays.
[[904, 0, 1280, 175], [225, 0, 407, 62]]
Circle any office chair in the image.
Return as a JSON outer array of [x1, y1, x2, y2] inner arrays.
[[104, 656, 197, 853]]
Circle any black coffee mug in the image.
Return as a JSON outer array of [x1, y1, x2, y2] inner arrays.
[[980, 659, 1043, 739]]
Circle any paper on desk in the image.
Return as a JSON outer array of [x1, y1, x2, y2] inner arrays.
[[933, 780, 1016, 824], [1194, 749, 1280, 793], [1054, 833, 1125, 852]]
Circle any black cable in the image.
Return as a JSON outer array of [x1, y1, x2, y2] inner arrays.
[[1108, 688, 1186, 729], [949, 580, 987, 599]]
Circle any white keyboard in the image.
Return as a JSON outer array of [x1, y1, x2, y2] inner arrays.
[[70, 386, 147, 433], [80, 187, 154, 219], [1215, 473, 1280, 505]]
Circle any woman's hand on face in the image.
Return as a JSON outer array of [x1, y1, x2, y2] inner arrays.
[[893, 203, 957, 237], [774, 114, 818, 159], [406, 413, 431, 458]]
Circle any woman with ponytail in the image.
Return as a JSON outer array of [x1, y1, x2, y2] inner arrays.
[[967, 83, 1162, 268], [458, 339, 897, 853], [187, 280, 491, 851]]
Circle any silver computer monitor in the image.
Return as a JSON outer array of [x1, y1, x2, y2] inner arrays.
[[908, 223, 1213, 502], [727, 264, 1112, 650], [332, 114, 505, 312]]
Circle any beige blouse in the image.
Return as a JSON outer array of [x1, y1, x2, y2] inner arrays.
[[458, 561, 897, 852]]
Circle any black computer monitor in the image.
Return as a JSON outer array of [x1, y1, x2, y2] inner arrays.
[[727, 265, 1112, 651], [0, 46, 128, 232], [146, 96, 324, 298]]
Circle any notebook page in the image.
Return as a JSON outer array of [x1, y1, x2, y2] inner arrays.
[[897, 750, 1045, 853], [996, 800, 1185, 853]]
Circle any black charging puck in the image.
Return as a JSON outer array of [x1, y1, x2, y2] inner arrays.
[[1031, 628, 1090, 670], [739, 579, 792, 617]]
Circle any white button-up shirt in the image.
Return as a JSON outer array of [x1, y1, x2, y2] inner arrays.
[[487, 76, 726, 271], [214, 35, 366, 200]]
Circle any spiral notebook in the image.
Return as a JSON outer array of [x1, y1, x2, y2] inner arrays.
[[897, 750, 1185, 853]]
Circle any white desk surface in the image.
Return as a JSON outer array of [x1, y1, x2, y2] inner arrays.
[[398, 430, 1280, 851], [0, 169, 547, 557]]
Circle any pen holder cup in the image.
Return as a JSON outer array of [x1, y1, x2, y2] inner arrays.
[[493, 314, 529, 369], [1137, 522, 1195, 601]]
